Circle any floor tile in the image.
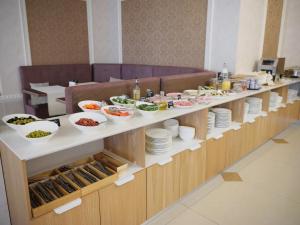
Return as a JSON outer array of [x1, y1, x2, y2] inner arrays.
[[167, 209, 218, 225], [144, 203, 188, 225], [272, 138, 288, 144], [222, 172, 242, 181], [189, 182, 300, 225]]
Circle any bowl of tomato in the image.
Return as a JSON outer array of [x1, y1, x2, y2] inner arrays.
[[69, 112, 107, 133], [78, 100, 105, 113], [101, 105, 134, 123]]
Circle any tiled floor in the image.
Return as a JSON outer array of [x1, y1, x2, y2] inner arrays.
[[144, 122, 300, 225]]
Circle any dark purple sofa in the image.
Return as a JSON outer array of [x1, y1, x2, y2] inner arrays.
[[20, 63, 215, 117]]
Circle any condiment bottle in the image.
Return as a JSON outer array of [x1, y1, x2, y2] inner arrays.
[[133, 79, 140, 100]]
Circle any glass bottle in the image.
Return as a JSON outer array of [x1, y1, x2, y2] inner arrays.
[[133, 79, 140, 100]]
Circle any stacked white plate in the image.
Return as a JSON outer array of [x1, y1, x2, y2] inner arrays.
[[146, 128, 172, 154], [246, 97, 262, 114], [244, 102, 249, 121], [207, 112, 215, 134], [270, 92, 282, 108], [288, 89, 298, 102], [211, 108, 232, 128]]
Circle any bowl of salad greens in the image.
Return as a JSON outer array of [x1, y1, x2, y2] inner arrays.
[[110, 96, 136, 108], [136, 101, 159, 117]]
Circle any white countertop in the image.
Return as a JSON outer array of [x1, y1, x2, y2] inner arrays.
[[1, 79, 299, 161]]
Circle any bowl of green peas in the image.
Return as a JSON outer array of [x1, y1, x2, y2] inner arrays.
[[18, 120, 59, 144]]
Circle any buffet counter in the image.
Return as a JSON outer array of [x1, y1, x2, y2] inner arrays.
[[1, 78, 300, 225]]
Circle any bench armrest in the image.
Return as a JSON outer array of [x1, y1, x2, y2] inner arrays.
[[23, 88, 47, 97]]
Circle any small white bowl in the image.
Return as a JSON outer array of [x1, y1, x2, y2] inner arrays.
[[179, 126, 195, 141], [78, 100, 104, 113], [136, 101, 159, 117], [69, 112, 107, 132], [2, 113, 39, 130], [163, 119, 179, 138], [18, 121, 59, 144], [110, 96, 135, 108], [101, 105, 134, 123]]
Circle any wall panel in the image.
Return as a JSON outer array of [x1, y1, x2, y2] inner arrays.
[[26, 0, 89, 65], [122, 0, 208, 68]]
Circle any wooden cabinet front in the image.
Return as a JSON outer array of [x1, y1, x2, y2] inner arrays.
[[99, 170, 146, 225], [146, 154, 181, 218], [31, 192, 100, 225], [179, 144, 206, 197], [225, 129, 243, 167], [205, 136, 226, 180]]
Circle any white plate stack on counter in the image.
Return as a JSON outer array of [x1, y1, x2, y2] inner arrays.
[[270, 92, 282, 108], [246, 97, 262, 114], [207, 111, 216, 134], [288, 89, 298, 102], [211, 108, 232, 128], [146, 128, 172, 154]]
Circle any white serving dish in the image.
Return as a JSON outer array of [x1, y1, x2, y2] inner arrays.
[[110, 96, 135, 108], [17, 121, 59, 144], [69, 112, 107, 132], [183, 89, 198, 96], [78, 100, 104, 113], [136, 101, 159, 117], [179, 126, 195, 141], [163, 119, 179, 138], [101, 105, 134, 123], [2, 113, 39, 130]]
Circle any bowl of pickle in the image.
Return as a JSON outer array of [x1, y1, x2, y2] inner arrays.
[[2, 113, 39, 130], [17, 121, 59, 144]]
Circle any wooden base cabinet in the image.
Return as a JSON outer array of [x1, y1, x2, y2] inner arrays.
[[99, 170, 146, 225], [179, 144, 206, 197], [225, 129, 243, 167], [146, 154, 181, 218], [205, 135, 227, 180], [31, 192, 101, 225]]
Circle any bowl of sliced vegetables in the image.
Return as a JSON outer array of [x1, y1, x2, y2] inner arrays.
[[110, 96, 136, 108], [17, 121, 59, 144], [136, 101, 159, 117], [69, 112, 107, 133], [101, 105, 134, 123], [78, 100, 105, 113], [2, 113, 39, 130]]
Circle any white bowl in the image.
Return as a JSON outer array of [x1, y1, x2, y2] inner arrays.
[[163, 119, 179, 138], [179, 126, 195, 141], [17, 121, 59, 144], [2, 113, 39, 130], [110, 96, 135, 108], [78, 100, 104, 113], [136, 101, 159, 117], [101, 105, 134, 123], [69, 112, 107, 132]]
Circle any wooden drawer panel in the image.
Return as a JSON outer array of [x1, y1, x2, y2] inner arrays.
[[206, 136, 226, 180], [31, 192, 100, 225], [146, 154, 181, 218], [99, 170, 146, 225], [28, 151, 127, 218], [179, 144, 206, 197]]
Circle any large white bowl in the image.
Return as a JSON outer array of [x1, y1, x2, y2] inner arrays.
[[136, 101, 159, 117], [163, 119, 179, 138], [179, 126, 195, 141], [110, 96, 135, 108], [2, 113, 39, 130], [69, 112, 107, 132], [17, 121, 59, 144], [101, 105, 134, 123], [78, 100, 104, 113]]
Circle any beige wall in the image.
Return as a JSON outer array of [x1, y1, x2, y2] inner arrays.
[[26, 0, 89, 65], [122, 0, 208, 68], [235, 0, 268, 73], [262, 0, 284, 58]]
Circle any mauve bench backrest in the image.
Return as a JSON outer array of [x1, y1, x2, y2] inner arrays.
[[20, 64, 92, 89], [160, 72, 216, 93]]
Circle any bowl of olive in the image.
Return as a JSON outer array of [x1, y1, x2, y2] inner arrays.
[[2, 113, 39, 130], [17, 121, 59, 144]]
